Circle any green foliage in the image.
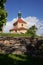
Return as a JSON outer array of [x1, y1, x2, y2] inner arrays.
[[0, 54, 43, 65], [0, 0, 7, 31], [27, 25, 37, 37], [0, 0, 7, 3]]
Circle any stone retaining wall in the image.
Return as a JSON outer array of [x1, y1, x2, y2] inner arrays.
[[0, 36, 43, 56]]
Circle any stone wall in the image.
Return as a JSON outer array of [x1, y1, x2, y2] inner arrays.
[[0, 36, 43, 56]]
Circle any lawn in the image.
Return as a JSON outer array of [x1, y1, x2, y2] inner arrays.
[[0, 54, 43, 65]]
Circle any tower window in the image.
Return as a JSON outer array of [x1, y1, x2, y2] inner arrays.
[[22, 24, 23, 26]]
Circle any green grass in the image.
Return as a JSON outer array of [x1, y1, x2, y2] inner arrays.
[[8, 54, 26, 61], [0, 33, 39, 38], [0, 54, 43, 65], [0, 33, 32, 37]]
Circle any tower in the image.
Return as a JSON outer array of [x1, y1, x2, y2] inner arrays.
[[18, 10, 21, 18]]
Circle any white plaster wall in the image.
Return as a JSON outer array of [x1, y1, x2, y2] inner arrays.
[[10, 31, 17, 33], [17, 30, 27, 34], [17, 23, 27, 28], [19, 30, 27, 33]]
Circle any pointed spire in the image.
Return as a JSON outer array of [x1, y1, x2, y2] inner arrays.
[[18, 10, 21, 18]]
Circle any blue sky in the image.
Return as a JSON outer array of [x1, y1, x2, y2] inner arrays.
[[5, 0, 43, 21]]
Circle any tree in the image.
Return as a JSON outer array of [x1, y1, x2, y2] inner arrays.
[[27, 25, 37, 37], [0, 0, 7, 32]]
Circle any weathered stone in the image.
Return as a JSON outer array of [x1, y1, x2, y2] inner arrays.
[[0, 36, 43, 56], [4, 40, 10, 46], [0, 40, 4, 44]]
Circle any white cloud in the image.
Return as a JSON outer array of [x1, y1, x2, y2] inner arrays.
[[3, 18, 17, 33], [3, 16, 43, 36], [36, 21, 43, 36], [24, 16, 39, 28]]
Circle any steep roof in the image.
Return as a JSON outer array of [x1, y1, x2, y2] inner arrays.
[[13, 18, 27, 25]]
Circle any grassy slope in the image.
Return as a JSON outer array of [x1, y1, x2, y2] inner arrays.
[[0, 33, 32, 37], [0, 54, 43, 65], [0, 33, 38, 37]]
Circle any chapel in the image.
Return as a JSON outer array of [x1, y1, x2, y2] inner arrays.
[[10, 11, 27, 34]]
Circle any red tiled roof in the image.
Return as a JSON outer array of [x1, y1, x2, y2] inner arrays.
[[13, 18, 27, 25], [10, 27, 27, 31]]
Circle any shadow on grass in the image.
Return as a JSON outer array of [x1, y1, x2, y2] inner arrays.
[[0, 54, 43, 65]]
